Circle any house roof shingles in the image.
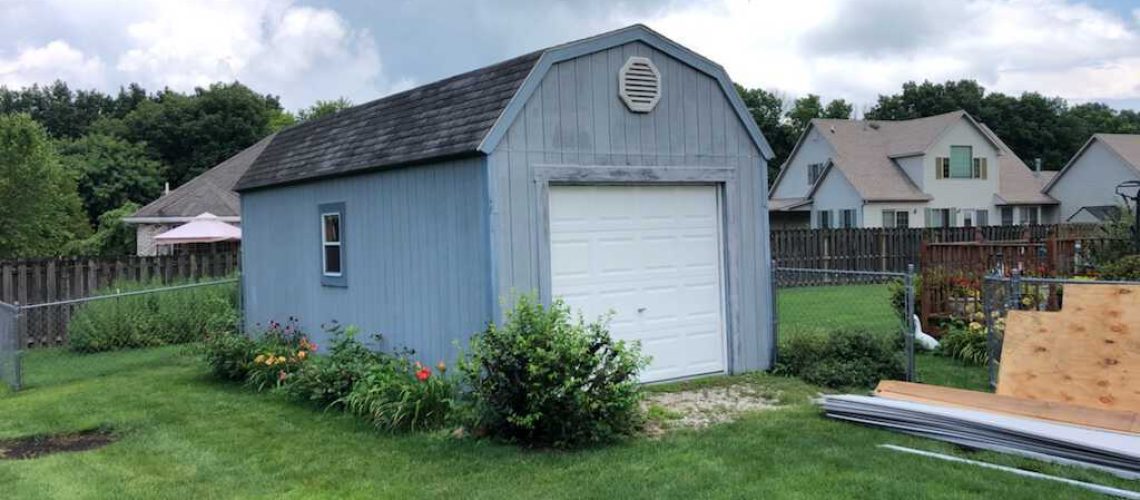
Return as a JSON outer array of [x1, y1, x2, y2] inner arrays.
[[234, 51, 542, 192], [131, 134, 276, 219], [803, 111, 1056, 205]]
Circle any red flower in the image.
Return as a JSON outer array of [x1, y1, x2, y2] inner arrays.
[[415, 367, 431, 382]]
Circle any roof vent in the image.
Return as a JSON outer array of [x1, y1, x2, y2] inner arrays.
[[619, 57, 661, 113]]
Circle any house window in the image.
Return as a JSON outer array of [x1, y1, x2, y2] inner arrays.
[[817, 210, 833, 229], [1020, 206, 1039, 225], [964, 210, 974, 228], [319, 202, 346, 286], [972, 157, 988, 179], [840, 209, 857, 228], [949, 146, 972, 178], [929, 208, 954, 228], [976, 209, 989, 227], [883, 210, 909, 228], [808, 163, 824, 185], [1001, 207, 1014, 225]]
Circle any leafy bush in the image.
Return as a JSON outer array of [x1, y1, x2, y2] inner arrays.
[[341, 360, 455, 432], [1100, 255, 1140, 281], [245, 318, 317, 392], [888, 275, 921, 322], [774, 329, 905, 389], [938, 324, 990, 366], [281, 323, 392, 408], [201, 331, 257, 381], [459, 295, 647, 448], [70, 278, 237, 353]]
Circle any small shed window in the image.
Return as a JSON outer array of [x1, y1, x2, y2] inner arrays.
[[319, 202, 346, 287]]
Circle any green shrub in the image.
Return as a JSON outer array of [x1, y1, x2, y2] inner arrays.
[[201, 331, 257, 381], [1100, 255, 1140, 281], [69, 278, 237, 353], [280, 323, 392, 408], [459, 295, 647, 448], [774, 329, 905, 389], [938, 325, 990, 366], [245, 318, 317, 392], [888, 275, 921, 322], [341, 360, 455, 432]]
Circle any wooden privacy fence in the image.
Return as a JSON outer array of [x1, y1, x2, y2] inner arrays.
[[0, 252, 240, 348], [769, 224, 1102, 272]]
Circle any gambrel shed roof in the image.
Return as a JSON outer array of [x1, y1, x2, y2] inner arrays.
[[234, 24, 773, 192]]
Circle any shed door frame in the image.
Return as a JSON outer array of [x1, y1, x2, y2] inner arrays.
[[532, 165, 741, 375]]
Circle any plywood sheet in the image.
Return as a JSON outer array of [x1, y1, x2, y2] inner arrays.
[[876, 381, 1140, 434], [997, 284, 1140, 413]]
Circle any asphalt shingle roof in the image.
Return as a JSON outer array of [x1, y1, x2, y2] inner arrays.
[[1096, 134, 1140, 173], [132, 134, 276, 218], [234, 51, 542, 191]]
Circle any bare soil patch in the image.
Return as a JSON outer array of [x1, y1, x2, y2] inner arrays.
[[0, 429, 117, 460], [643, 385, 778, 437]]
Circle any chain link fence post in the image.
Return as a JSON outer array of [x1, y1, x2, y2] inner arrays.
[[904, 263, 916, 382], [769, 259, 779, 370], [984, 274, 999, 390], [1, 302, 24, 391]]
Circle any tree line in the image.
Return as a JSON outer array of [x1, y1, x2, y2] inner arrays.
[[2, 78, 1138, 259], [0, 81, 351, 259]]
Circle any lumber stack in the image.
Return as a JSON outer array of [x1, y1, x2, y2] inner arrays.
[[822, 284, 1140, 478]]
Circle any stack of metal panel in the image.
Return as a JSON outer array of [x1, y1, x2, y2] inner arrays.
[[822, 395, 1140, 479]]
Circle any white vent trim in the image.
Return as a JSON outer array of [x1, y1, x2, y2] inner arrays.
[[619, 56, 661, 113]]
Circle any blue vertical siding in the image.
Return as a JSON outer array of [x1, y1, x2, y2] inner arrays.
[[486, 41, 774, 371], [241, 157, 491, 365]]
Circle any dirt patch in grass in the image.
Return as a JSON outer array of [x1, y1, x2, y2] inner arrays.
[[643, 385, 778, 437], [0, 429, 117, 460]]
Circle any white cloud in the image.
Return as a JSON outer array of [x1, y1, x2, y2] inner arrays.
[[631, 0, 1140, 108], [0, 40, 105, 89]]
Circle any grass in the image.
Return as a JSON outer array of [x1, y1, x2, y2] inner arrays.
[[0, 284, 1131, 498]]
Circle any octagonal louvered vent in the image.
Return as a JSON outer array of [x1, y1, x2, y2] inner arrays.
[[619, 57, 661, 113]]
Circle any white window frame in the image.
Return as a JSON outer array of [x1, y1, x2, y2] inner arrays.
[[321, 212, 343, 277]]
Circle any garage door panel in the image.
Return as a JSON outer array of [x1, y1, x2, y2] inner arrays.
[[549, 184, 726, 382]]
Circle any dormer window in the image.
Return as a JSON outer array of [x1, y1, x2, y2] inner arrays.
[[936, 146, 987, 179], [808, 162, 824, 185]]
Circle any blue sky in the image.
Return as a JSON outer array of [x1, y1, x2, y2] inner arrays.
[[2, 0, 1139, 112]]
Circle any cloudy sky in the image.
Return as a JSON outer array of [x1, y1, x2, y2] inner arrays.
[[2, 0, 1139, 112]]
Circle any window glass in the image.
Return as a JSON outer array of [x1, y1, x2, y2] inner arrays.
[[949, 146, 972, 178], [324, 245, 341, 274], [323, 214, 341, 243], [976, 209, 989, 227], [882, 209, 896, 228], [1001, 207, 1014, 225], [896, 211, 909, 228], [320, 207, 345, 283]]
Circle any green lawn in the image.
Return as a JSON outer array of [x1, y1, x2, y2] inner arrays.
[[777, 283, 991, 390], [1, 346, 1136, 499]]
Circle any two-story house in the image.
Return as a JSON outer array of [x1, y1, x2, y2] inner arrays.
[[768, 111, 1057, 229]]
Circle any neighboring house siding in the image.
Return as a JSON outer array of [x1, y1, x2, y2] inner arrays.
[[896, 156, 924, 191], [135, 224, 175, 256], [240, 157, 490, 366], [921, 118, 1001, 222], [771, 127, 834, 199], [486, 41, 773, 371], [810, 169, 862, 228], [1048, 140, 1139, 221]]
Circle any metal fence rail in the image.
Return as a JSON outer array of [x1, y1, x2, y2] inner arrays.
[[982, 273, 1140, 388], [0, 278, 240, 392]]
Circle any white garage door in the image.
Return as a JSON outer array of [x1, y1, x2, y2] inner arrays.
[[548, 185, 726, 382]]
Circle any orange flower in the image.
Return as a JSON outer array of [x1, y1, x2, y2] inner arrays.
[[415, 367, 431, 382], [436, 361, 447, 374], [297, 350, 307, 360]]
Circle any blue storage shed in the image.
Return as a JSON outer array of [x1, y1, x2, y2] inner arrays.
[[234, 24, 776, 382]]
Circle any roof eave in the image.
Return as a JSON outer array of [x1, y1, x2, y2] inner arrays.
[[234, 150, 486, 193]]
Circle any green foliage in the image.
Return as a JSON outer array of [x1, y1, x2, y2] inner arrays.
[[774, 329, 905, 389], [1100, 255, 1140, 281], [61, 202, 140, 256], [459, 295, 647, 448], [106, 82, 283, 185], [938, 325, 990, 366], [280, 323, 391, 407], [296, 97, 353, 122], [56, 133, 161, 223], [733, 85, 856, 181], [201, 331, 258, 381], [0, 113, 90, 258], [1092, 205, 1136, 266], [887, 275, 921, 323], [341, 360, 456, 433], [69, 279, 237, 353]]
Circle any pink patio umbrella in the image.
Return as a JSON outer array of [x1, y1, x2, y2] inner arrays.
[[154, 212, 241, 245]]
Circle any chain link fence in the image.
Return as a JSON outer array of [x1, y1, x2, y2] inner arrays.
[[773, 266, 917, 382], [982, 273, 1140, 389], [1, 278, 240, 391]]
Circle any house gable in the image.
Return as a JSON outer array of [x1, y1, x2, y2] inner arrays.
[[1047, 137, 1140, 221], [770, 124, 836, 200]]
